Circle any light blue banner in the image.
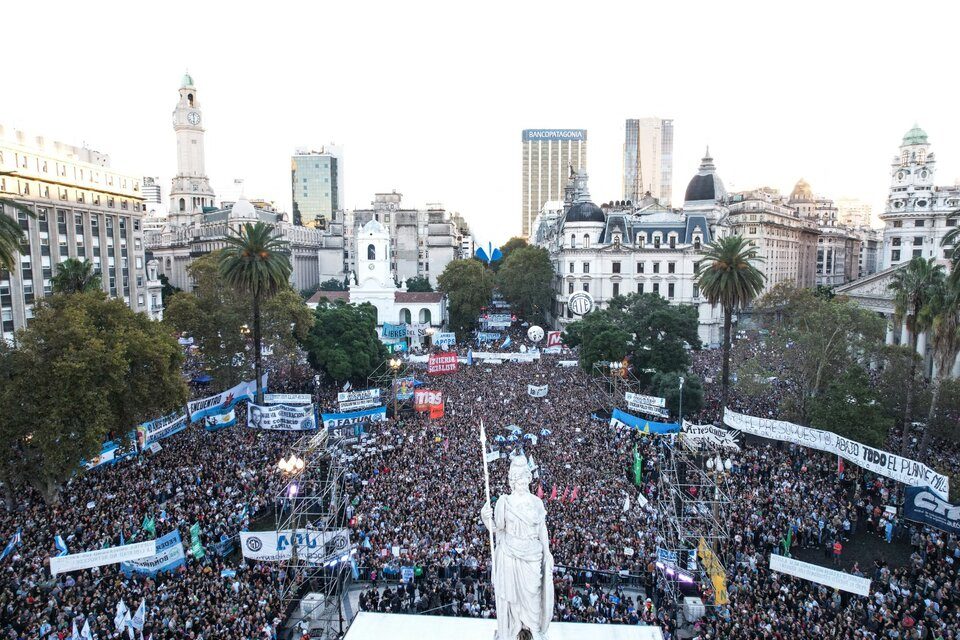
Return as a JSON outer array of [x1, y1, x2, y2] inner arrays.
[[321, 406, 387, 430], [120, 530, 186, 577], [382, 323, 407, 339], [187, 374, 267, 423], [610, 409, 679, 434], [476, 332, 501, 342]]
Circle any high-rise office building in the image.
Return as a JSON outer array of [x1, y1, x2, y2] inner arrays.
[[623, 118, 674, 205], [521, 129, 587, 238], [292, 145, 343, 227]]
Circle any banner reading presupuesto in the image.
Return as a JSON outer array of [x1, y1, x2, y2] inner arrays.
[[187, 374, 268, 422], [247, 404, 317, 431], [723, 408, 949, 500], [428, 352, 459, 375]]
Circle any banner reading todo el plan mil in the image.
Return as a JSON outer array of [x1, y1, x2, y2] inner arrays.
[[724, 408, 949, 500]]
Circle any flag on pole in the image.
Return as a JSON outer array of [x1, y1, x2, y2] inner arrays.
[[71, 619, 80, 640], [142, 515, 156, 538], [80, 619, 93, 640], [54, 534, 69, 557], [837, 456, 844, 479], [467, 348, 474, 366], [561, 486, 570, 502], [130, 600, 146, 631], [502, 336, 512, 350], [632, 445, 643, 486], [190, 523, 205, 559], [536, 485, 544, 499], [115, 600, 130, 632], [623, 495, 631, 512], [0, 529, 21, 561], [570, 486, 579, 502], [549, 485, 557, 501]]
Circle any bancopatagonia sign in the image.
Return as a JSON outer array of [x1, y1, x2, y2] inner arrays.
[[522, 129, 587, 141]]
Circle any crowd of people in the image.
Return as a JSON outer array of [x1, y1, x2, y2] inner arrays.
[[1, 319, 959, 640]]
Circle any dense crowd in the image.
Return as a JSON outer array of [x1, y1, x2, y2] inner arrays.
[[2, 324, 959, 640]]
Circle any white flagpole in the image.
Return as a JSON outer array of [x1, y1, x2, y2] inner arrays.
[[478, 420, 495, 580]]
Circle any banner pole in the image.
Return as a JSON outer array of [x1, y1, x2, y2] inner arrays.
[[479, 420, 496, 582]]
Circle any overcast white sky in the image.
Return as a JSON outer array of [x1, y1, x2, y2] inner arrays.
[[5, 1, 960, 245]]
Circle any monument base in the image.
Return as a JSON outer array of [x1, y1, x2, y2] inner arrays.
[[345, 612, 665, 640]]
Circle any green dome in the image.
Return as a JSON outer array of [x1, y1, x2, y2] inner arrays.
[[902, 124, 927, 145], [180, 72, 195, 88]]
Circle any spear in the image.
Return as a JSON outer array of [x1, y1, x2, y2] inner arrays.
[[479, 419, 496, 580]]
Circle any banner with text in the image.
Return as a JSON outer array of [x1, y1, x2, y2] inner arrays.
[[50, 540, 157, 576], [903, 486, 960, 535], [724, 408, 949, 500], [476, 332, 502, 343], [433, 332, 457, 348], [769, 554, 872, 596], [120, 530, 186, 577], [337, 388, 381, 412], [546, 331, 563, 348], [394, 376, 415, 401], [414, 389, 443, 413], [240, 529, 351, 563], [681, 421, 741, 451], [428, 352, 459, 375], [406, 323, 429, 339], [610, 409, 679, 435], [382, 322, 407, 339], [136, 412, 187, 449], [321, 406, 387, 431], [247, 403, 317, 431], [527, 384, 549, 398], [187, 374, 267, 423], [625, 392, 669, 417], [264, 393, 312, 405]]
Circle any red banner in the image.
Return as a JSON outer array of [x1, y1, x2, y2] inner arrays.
[[429, 398, 445, 420], [546, 331, 563, 348], [428, 352, 459, 375], [415, 389, 443, 416]]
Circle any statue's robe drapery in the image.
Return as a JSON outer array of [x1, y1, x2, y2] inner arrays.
[[491, 493, 553, 639]]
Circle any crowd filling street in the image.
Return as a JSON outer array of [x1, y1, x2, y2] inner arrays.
[[1, 328, 958, 640]]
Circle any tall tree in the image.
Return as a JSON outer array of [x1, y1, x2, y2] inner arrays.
[[695, 235, 766, 410], [653, 371, 704, 419], [496, 245, 554, 323], [889, 257, 945, 454], [611, 293, 701, 379], [303, 301, 388, 383], [437, 259, 494, 339], [0, 174, 35, 273], [920, 276, 960, 459], [0, 293, 186, 503], [943, 210, 959, 282], [405, 275, 434, 293], [218, 222, 292, 403], [51, 258, 101, 294], [563, 310, 632, 371]]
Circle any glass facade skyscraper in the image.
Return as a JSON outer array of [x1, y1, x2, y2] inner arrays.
[[291, 145, 342, 227], [623, 118, 673, 205], [521, 129, 587, 238]]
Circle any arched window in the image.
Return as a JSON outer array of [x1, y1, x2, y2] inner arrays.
[[693, 236, 702, 250], [583, 234, 590, 249], [653, 234, 661, 249], [419, 308, 432, 324], [187, 93, 194, 106], [400, 308, 412, 324], [179, 198, 185, 211], [570, 234, 576, 248], [367, 243, 376, 260]]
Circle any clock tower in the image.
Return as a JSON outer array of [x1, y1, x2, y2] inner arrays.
[[169, 72, 215, 225]]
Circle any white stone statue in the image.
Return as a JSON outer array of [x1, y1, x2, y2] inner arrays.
[[481, 455, 554, 640]]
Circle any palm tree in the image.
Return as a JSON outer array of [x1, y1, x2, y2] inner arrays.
[[0, 171, 36, 273], [919, 276, 960, 460], [944, 210, 960, 283], [695, 235, 766, 411], [51, 258, 102, 294], [218, 222, 292, 403], [889, 257, 945, 455]]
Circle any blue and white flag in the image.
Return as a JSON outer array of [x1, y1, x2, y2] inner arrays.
[[55, 535, 69, 557], [0, 529, 21, 561], [220, 569, 237, 578], [467, 349, 474, 366], [80, 619, 93, 640], [120, 530, 186, 577], [502, 336, 512, 350]]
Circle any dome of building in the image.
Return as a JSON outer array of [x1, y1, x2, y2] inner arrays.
[[903, 124, 928, 146], [565, 200, 605, 223], [790, 178, 813, 202], [683, 148, 726, 203], [181, 72, 195, 88], [362, 218, 387, 235], [229, 198, 256, 219]]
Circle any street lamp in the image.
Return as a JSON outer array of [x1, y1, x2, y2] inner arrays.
[[678, 376, 685, 424], [277, 454, 305, 562], [389, 358, 402, 416]]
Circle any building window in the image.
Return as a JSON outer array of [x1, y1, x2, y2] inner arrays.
[[612, 261, 621, 274], [891, 250, 901, 262], [419, 308, 432, 324], [913, 249, 922, 258], [891, 237, 901, 247], [668, 283, 675, 298], [653, 283, 660, 295], [637, 283, 644, 294], [570, 234, 576, 248], [637, 262, 644, 273], [669, 235, 676, 249], [693, 236, 701, 250], [653, 236, 661, 248], [913, 237, 923, 246], [653, 262, 660, 274], [568, 282, 574, 294], [893, 221, 902, 228], [612, 283, 620, 297], [668, 262, 676, 274], [569, 261, 574, 274], [915, 219, 925, 227], [582, 283, 589, 293], [179, 198, 185, 211], [583, 234, 590, 249], [367, 244, 376, 260], [582, 262, 589, 274]]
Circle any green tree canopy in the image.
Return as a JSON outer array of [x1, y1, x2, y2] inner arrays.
[[493, 237, 528, 270], [0, 292, 186, 503], [496, 245, 554, 323], [303, 301, 388, 383], [0, 173, 35, 272], [405, 275, 434, 292], [319, 278, 347, 291], [652, 372, 704, 420], [808, 365, 891, 448], [437, 259, 494, 338], [51, 258, 102, 294]]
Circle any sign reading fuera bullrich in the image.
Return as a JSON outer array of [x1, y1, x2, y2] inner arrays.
[[522, 129, 587, 141]]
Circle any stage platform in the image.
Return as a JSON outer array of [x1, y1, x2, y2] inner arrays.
[[345, 612, 665, 640]]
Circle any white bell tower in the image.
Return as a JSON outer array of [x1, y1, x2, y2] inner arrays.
[[169, 72, 215, 225], [356, 219, 393, 288]]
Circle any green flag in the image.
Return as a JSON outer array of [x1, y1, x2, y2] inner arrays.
[[142, 515, 156, 538], [190, 522, 205, 559], [632, 445, 643, 486]]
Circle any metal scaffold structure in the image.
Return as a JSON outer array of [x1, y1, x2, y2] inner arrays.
[[589, 361, 645, 413], [654, 438, 733, 612], [366, 357, 414, 417], [275, 429, 353, 639]]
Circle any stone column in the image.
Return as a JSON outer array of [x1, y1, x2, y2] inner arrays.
[[885, 317, 895, 346]]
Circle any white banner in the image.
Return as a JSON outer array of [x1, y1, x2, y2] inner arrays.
[[240, 529, 351, 563], [247, 404, 317, 431], [337, 389, 380, 411], [50, 540, 157, 576], [627, 401, 670, 418], [263, 393, 312, 405], [725, 409, 949, 500], [187, 374, 267, 422], [433, 332, 457, 347], [527, 384, 548, 398], [681, 421, 741, 451], [769, 554, 872, 596], [470, 351, 540, 363], [406, 323, 429, 338], [625, 392, 666, 408]]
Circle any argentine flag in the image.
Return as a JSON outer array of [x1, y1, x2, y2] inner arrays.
[[0, 529, 21, 561], [467, 348, 474, 366], [54, 534, 69, 557], [502, 336, 512, 350]]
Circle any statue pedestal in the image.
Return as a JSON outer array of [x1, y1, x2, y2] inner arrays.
[[345, 613, 665, 640]]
